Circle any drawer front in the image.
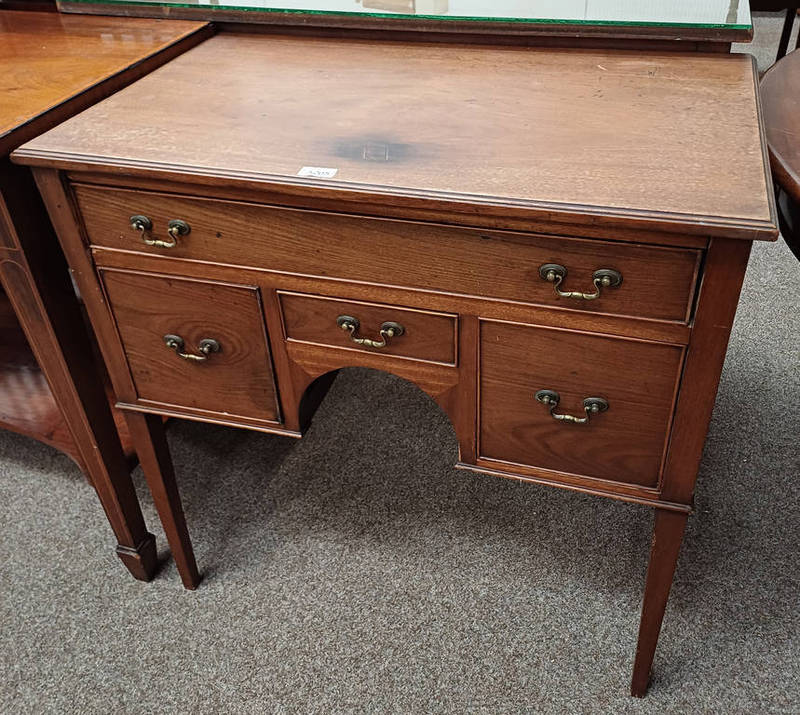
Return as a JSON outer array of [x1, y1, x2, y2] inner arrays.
[[76, 184, 700, 323], [279, 291, 457, 365], [479, 321, 684, 487], [100, 269, 279, 423]]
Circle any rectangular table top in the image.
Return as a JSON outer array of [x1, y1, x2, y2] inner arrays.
[[0, 10, 209, 155], [56, 0, 754, 43], [14, 32, 777, 240]]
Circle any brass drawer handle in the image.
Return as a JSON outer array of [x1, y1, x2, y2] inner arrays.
[[163, 334, 220, 362], [539, 263, 622, 301], [535, 389, 608, 424], [336, 315, 404, 349], [129, 215, 190, 249]]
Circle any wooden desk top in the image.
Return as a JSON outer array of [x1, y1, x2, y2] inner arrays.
[[761, 48, 800, 204], [0, 10, 210, 156], [14, 32, 777, 241]]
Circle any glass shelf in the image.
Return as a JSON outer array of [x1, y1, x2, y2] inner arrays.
[[57, 0, 752, 31]]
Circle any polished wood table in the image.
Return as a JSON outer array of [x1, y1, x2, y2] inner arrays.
[[761, 47, 800, 259], [0, 10, 210, 579], [15, 31, 777, 696]]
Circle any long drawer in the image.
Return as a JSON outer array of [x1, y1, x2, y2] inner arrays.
[[76, 184, 701, 324], [479, 320, 685, 488]]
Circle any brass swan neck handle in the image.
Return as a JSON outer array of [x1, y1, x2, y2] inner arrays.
[[163, 334, 220, 362], [336, 315, 405, 350], [535, 389, 608, 424], [539, 263, 622, 301]]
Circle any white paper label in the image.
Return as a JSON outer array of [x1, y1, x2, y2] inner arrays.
[[297, 166, 338, 179]]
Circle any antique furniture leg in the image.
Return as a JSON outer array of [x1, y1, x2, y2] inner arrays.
[[631, 509, 689, 697], [124, 411, 201, 590], [776, 8, 798, 61], [0, 160, 157, 581], [628, 237, 755, 693], [749, 3, 800, 62]]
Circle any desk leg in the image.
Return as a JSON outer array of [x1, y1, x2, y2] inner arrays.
[[631, 508, 688, 697], [124, 412, 200, 590], [0, 161, 156, 581]]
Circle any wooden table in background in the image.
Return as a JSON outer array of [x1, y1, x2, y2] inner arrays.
[[0, 10, 210, 580], [761, 47, 800, 259]]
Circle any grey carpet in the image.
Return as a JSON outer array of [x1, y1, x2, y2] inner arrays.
[[2, 13, 800, 714]]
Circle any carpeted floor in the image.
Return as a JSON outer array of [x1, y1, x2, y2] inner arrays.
[[2, 13, 799, 715]]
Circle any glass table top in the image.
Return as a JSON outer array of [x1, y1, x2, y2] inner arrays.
[[58, 1, 752, 30]]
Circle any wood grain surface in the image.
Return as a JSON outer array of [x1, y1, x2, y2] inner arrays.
[[0, 10, 210, 155], [0, 287, 137, 466], [0, 289, 81, 461], [100, 269, 280, 423], [14, 33, 776, 240], [75, 183, 701, 323], [479, 319, 684, 487], [279, 291, 457, 364], [0, 10, 208, 581], [90, 243, 694, 346]]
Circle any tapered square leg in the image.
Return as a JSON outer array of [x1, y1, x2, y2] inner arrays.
[[124, 411, 201, 589], [631, 508, 689, 697], [115, 534, 158, 581], [0, 160, 157, 583]]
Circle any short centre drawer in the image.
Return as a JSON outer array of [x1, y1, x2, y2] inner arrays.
[[76, 184, 701, 324], [279, 291, 457, 365], [100, 269, 280, 423], [479, 320, 685, 488]]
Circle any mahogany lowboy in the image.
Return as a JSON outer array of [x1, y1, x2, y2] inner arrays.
[[14, 32, 777, 696]]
